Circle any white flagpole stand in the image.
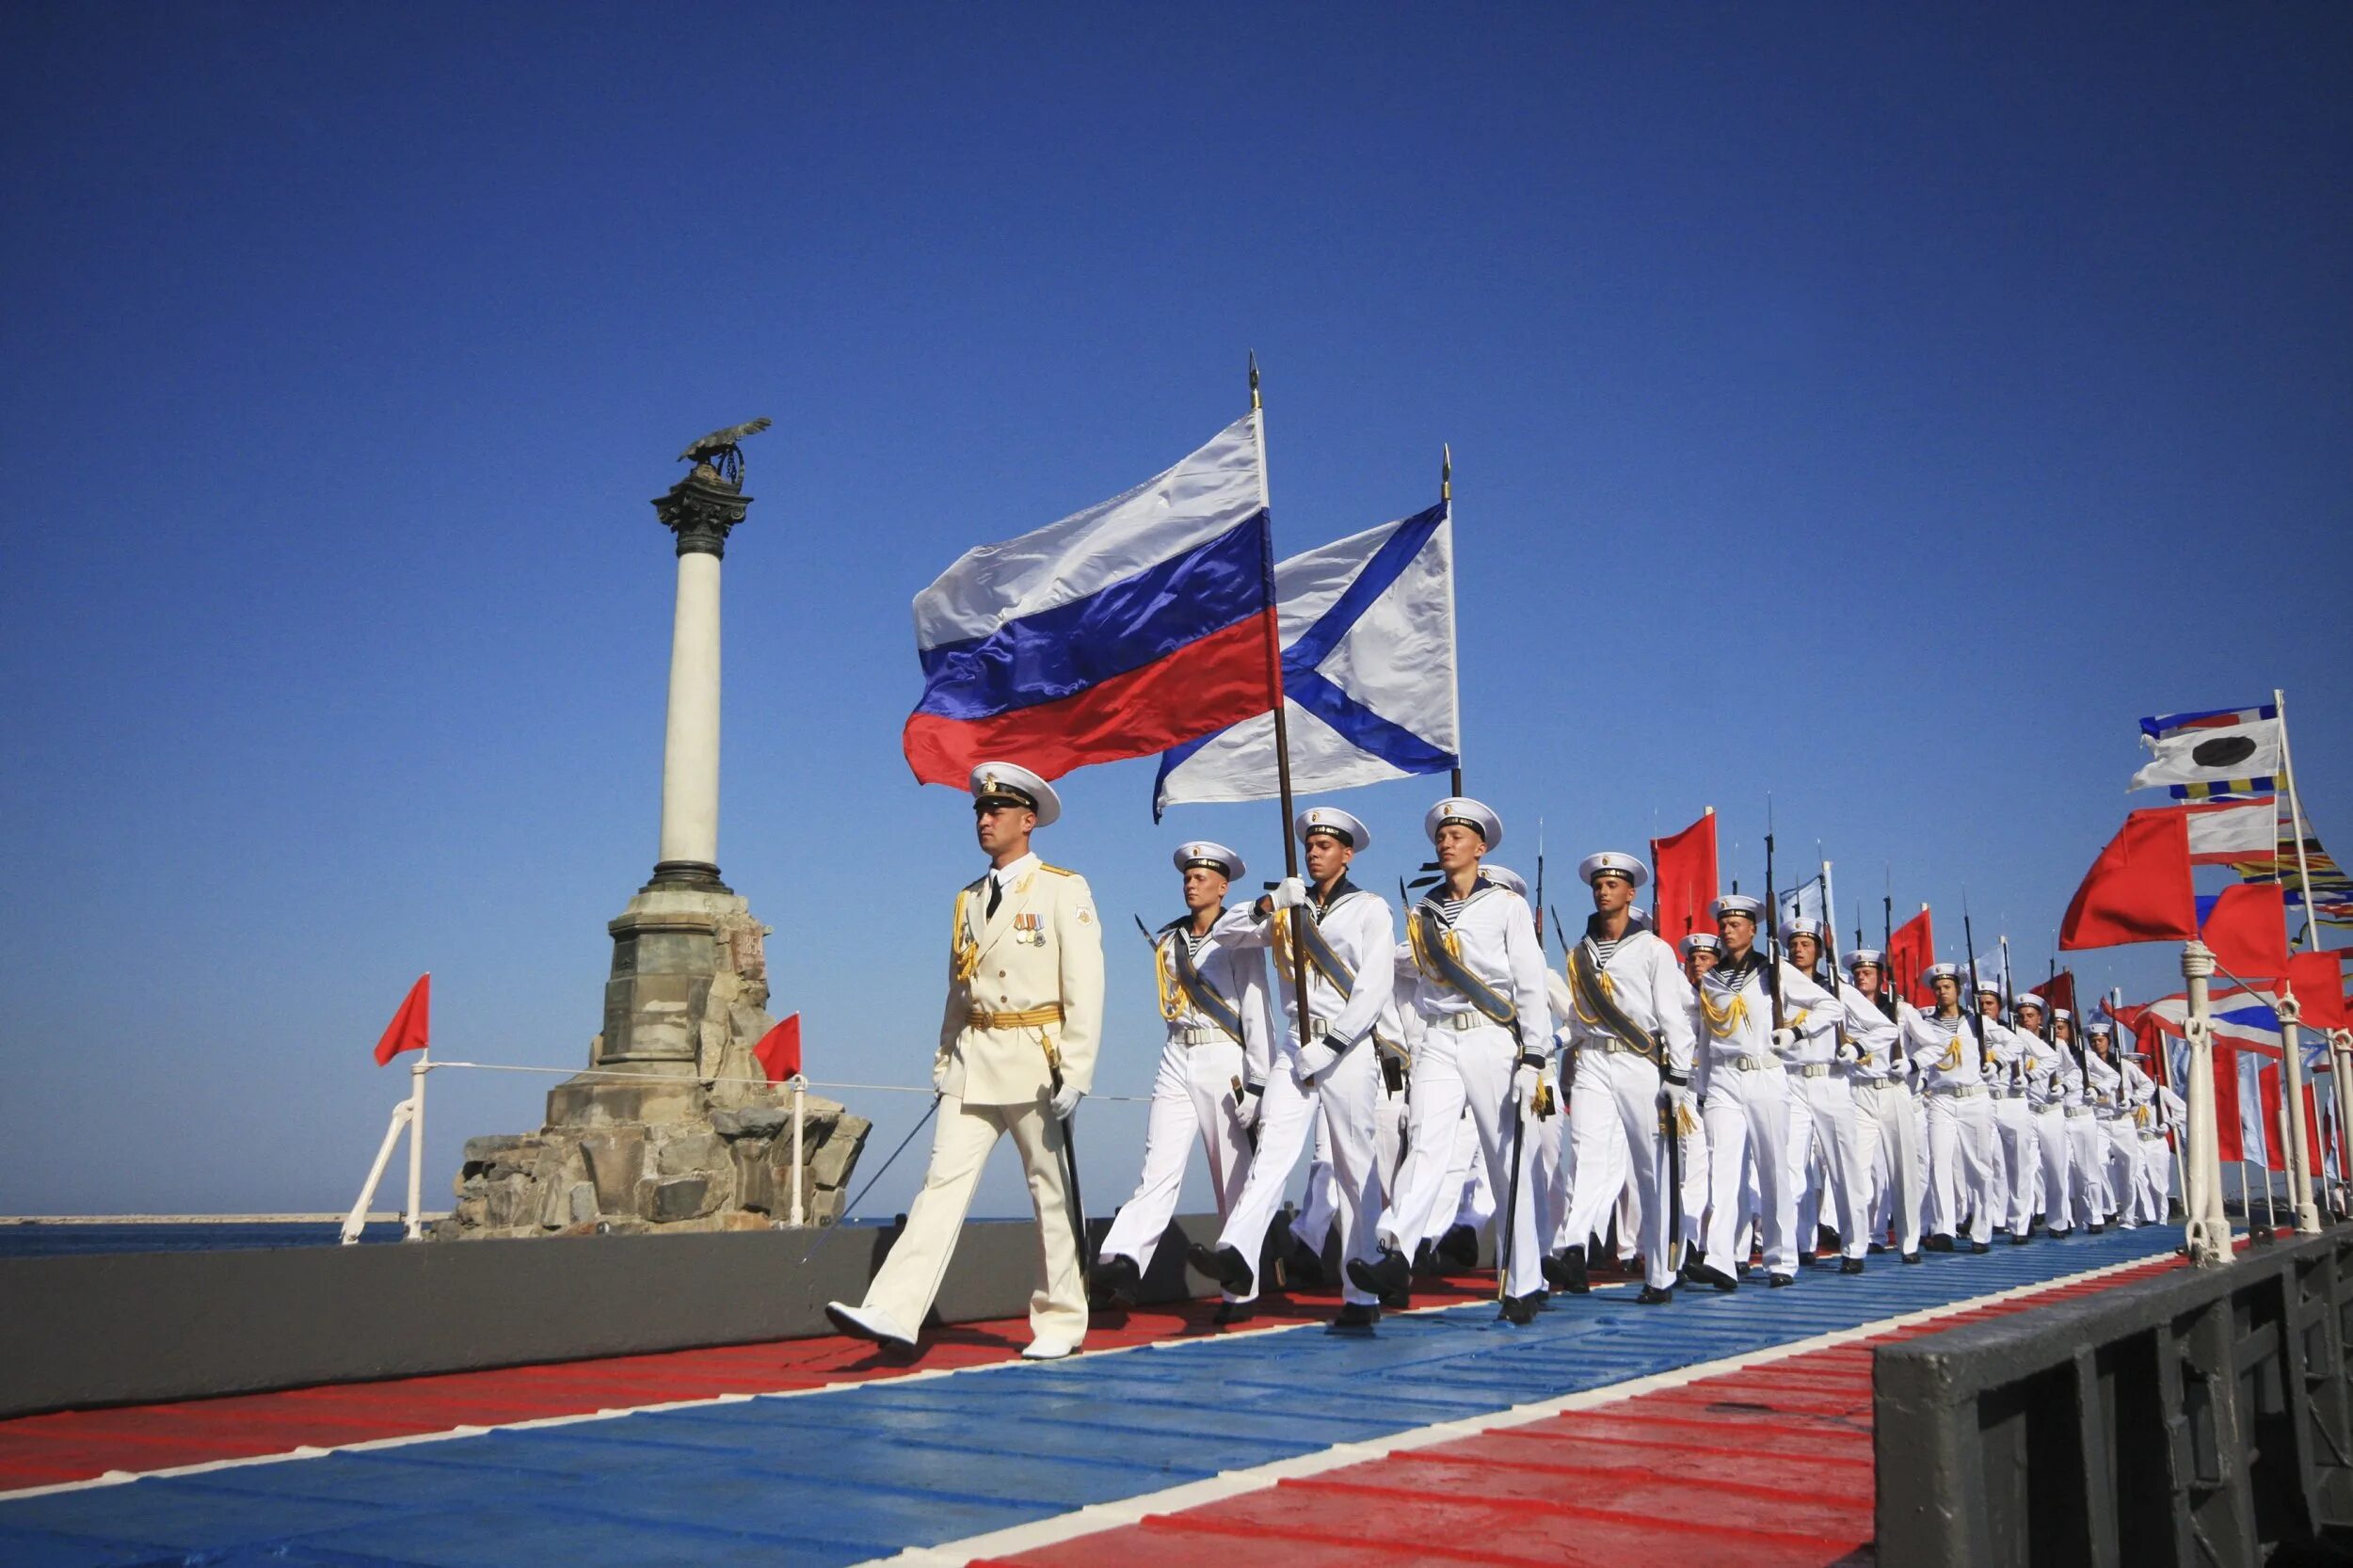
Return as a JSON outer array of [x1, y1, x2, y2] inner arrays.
[[342, 1049, 430, 1245], [2334, 1028, 2353, 1219], [2280, 992, 2322, 1232], [2183, 940, 2233, 1266]]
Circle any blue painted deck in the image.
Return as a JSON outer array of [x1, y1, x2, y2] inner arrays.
[[0, 1224, 2184, 1567]]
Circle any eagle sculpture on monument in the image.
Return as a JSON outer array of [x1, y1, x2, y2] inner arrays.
[[678, 416, 772, 487]]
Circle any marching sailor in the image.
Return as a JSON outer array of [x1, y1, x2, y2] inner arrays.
[[2082, 1020, 2128, 1233], [1689, 895, 1835, 1290], [2141, 1077, 2186, 1224], [1976, 980, 2037, 1244], [1906, 963, 1997, 1254], [1191, 805, 1394, 1328], [826, 762, 1103, 1359], [2055, 1009, 2104, 1235], [1094, 842, 1273, 1320], [2097, 1024, 2154, 1230], [1782, 920, 1870, 1272], [1545, 851, 1697, 1304], [1672, 933, 1720, 1274], [1838, 947, 1924, 1261], [1353, 798, 1553, 1321], [2017, 995, 2075, 1238]]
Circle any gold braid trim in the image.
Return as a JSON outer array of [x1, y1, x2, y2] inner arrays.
[[951, 888, 980, 983], [1154, 940, 1185, 1022], [1700, 986, 1749, 1039], [1407, 911, 1462, 984]]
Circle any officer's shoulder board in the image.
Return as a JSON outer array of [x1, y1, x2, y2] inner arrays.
[[1038, 863, 1078, 878]]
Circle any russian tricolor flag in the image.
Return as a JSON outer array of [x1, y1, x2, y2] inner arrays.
[[902, 415, 1281, 785]]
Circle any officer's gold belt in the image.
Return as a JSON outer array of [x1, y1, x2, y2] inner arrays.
[[967, 1004, 1064, 1030]]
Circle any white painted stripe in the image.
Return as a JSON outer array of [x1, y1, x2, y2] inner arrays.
[[856, 1248, 2185, 1568]]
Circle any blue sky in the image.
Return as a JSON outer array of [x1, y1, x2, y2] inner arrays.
[[2, 6, 2346, 1219]]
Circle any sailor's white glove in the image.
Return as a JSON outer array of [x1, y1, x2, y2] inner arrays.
[[1834, 1040, 1860, 1065], [1237, 1080, 1265, 1129], [1272, 876, 1310, 911], [1513, 1059, 1543, 1108], [1296, 1042, 1339, 1082], [1049, 1082, 1084, 1120], [931, 1054, 950, 1093], [1770, 1027, 1800, 1055]]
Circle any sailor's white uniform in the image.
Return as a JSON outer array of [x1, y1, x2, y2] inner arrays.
[[2064, 1041, 2110, 1225], [1209, 872, 1396, 1306], [1978, 1011, 2037, 1240], [2103, 1052, 2154, 1228], [1554, 920, 1696, 1291], [1782, 959, 1870, 1264], [1834, 964, 1922, 1256], [2139, 1082, 2185, 1223], [1384, 874, 1554, 1299], [1098, 911, 1273, 1295], [1904, 1003, 1998, 1246], [2021, 1027, 2074, 1233], [1697, 948, 1834, 1276], [2082, 1044, 2126, 1224]]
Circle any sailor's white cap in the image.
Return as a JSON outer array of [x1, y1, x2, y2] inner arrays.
[[1482, 864, 1528, 899], [1973, 976, 2002, 997], [2014, 992, 2047, 1014], [1295, 805, 1369, 851], [1844, 947, 1884, 971], [1425, 796, 1502, 849], [2088, 1019, 2116, 1037], [2053, 1007, 2076, 1022], [1173, 841, 1243, 881], [1578, 852, 1649, 888], [1713, 893, 1765, 921], [1924, 961, 1962, 984], [969, 761, 1060, 828], [1681, 931, 1722, 956], [1780, 917, 1825, 942]]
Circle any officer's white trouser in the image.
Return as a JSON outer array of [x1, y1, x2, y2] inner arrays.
[[1925, 1092, 1996, 1244], [1705, 1063, 1796, 1275], [1220, 1039, 1383, 1305], [2030, 1105, 2073, 1232], [1101, 1039, 1253, 1296], [2067, 1111, 2109, 1223], [1993, 1097, 2037, 1238], [861, 1091, 1086, 1346], [2102, 1118, 2143, 1226], [1382, 1021, 1542, 1298], [1558, 1049, 1675, 1289], [1790, 1073, 1870, 1260], [1856, 1080, 1923, 1254]]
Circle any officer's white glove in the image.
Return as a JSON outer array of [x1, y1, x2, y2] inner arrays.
[[1295, 1042, 1339, 1082], [931, 1054, 950, 1093], [1513, 1059, 1543, 1109], [1049, 1082, 1084, 1120], [1770, 1027, 1800, 1055], [1272, 877, 1310, 911], [1834, 1040, 1860, 1065]]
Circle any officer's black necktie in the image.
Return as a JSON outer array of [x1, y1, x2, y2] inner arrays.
[[986, 876, 1002, 920]]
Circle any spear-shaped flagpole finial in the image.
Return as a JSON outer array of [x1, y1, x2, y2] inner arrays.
[[1248, 350, 1261, 411], [1442, 442, 1452, 503]]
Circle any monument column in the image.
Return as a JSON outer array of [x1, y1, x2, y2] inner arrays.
[[647, 470, 746, 892]]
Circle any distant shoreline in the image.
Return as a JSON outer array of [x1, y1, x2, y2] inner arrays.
[[1, 1213, 450, 1225]]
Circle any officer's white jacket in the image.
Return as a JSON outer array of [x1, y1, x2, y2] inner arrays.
[[1902, 1011, 1990, 1090], [1396, 883, 1552, 1051], [1552, 925, 1695, 1078], [1214, 879, 1396, 1057], [1697, 952, 1835, 1071], [1833, 984, 1911, 1080], [1153, 917, 1275, 1086], [937, 852, 1105, 1104]]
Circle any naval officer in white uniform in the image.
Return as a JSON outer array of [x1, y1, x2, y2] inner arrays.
[[1094, 841, 1272, 1320], [826, 762, 1103, 1360]]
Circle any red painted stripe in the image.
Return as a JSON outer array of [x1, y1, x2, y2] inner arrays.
[[901, 608, 1277, 785]]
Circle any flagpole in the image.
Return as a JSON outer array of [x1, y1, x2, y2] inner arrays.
[[406, 1043, 428, 1240], [2267, 689, 2325, 1230], [1442, 443, 1462, 798], [2182, 940, 2231, 1265], [1249, 356, 1321, 1103]]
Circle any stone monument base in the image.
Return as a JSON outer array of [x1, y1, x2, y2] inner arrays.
[[435, 886, 869, 1240]]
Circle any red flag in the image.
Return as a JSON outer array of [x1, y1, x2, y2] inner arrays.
[[2044, 970, 2077, 1018], [2201, 884, 2291, 981], [374, 974, 430, 1066], [2137, 1016, 2169, 1092], [2214, 1043, 2244, 1163], [1649, 809, 1719, 945], [2059, 809, 2198, 950], [1887, 907, 1936, 1007], [2287, 951, 2349, 1032], [754, 1013, 803, 1082]]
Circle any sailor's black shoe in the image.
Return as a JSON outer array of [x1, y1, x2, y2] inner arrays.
[[2088, 1222, 2105, 1235], [1769, 1272, 1796, 1288], [1332, 1301, 1380, 1330], [1497, 1291, 1540, 1325], [1636, 1284, 1674, 1305], [1923, 1234, 1956, 1253], [1285, 1234, 1327, 1288], [1689, 1261, 1739, 1292], [1092, 1253, 1142, 1308], [1839, 1256, 1865, 1275], [1348, 1247, 1412, 1304], [1971, 1240, 1992, 1254], [1211, 1299, 1255, 1326], [1437, 1223, 1481, 1271], [1542, 1246, 1590, 1294], [2048, 1226, 2075, 1240], [1902, 1251, 1923, 1264], [2009, 1232, 2031, 1246]]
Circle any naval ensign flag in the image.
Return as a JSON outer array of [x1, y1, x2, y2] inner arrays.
[[1152, 501, 1460, 817]]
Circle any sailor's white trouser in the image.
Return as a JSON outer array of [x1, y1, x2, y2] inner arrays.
[[1788, 1071, 1870, 1260], [1559, 1048, 1675, 1289], [1925, 1090, 1996, 1245], [1993, 1096, 2038, 1238], [1219, 1036, 1383, 1305], [1101, 1038, 1254, 1297], [2138, 1133, 2173, 1223], [2029, 1103, 2073, 1232], [2067, 1109, 2109, 1223], [2101, 1116, 2143, 1226], [1704, 1059, 1796, 1275], [1381, 1019, 1542, 1298], [1676, 1093, 1710, 1255], [861, 1091, 1087, 1347], [1856, 1079, 1924, 1254], [1559, 1070, 1628, 1255]]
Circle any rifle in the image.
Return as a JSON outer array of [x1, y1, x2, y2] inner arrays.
[[1961, 894, 1989, 1053], [1763, 795, 1785, 1033], [1533, 819, 1547, 951], [1817, 849, 1848, 1062]]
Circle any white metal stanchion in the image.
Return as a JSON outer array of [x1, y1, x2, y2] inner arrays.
[[2183, 941, 2233, 1266], [2281, 991, 2322, 1233], [789, 1075, 808, 1228], [342, 1050, 429, 1245]]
